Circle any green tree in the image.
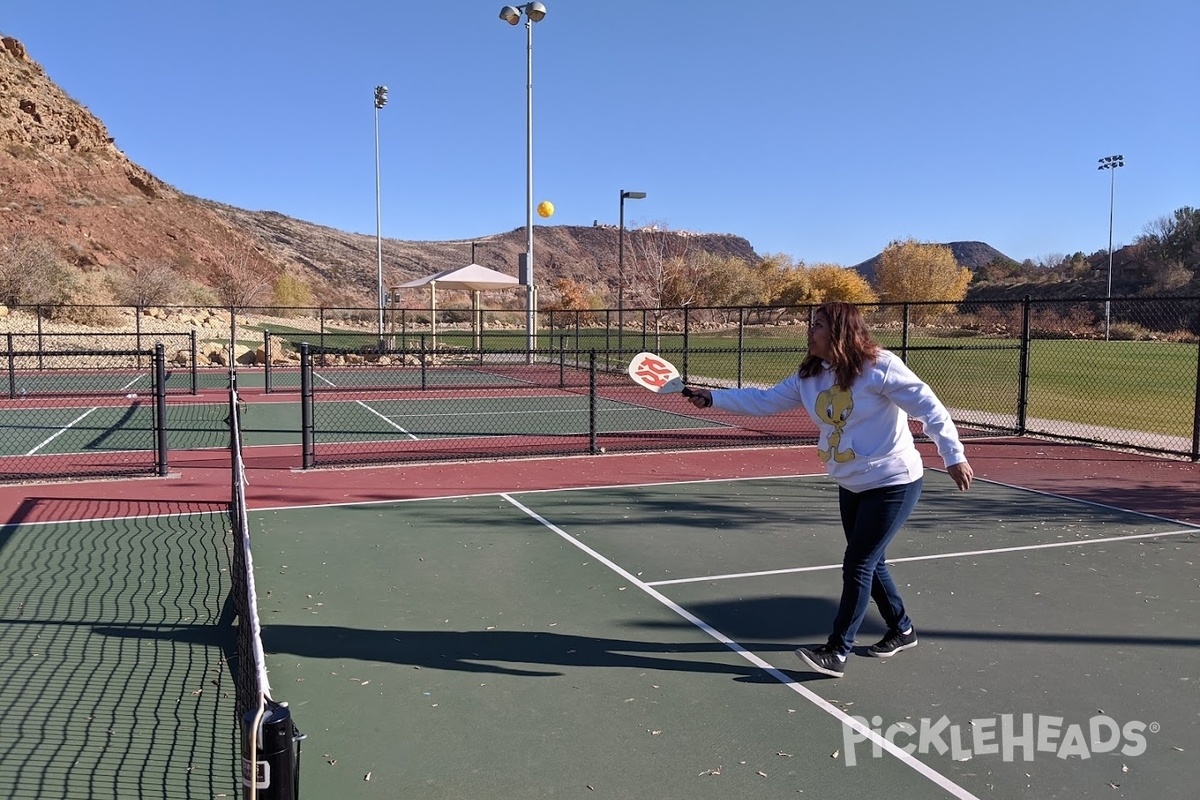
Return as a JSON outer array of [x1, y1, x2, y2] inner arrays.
[[874, 239, 970, 322]]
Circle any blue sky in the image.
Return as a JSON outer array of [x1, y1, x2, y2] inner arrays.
[[5, 1, 1197, 267]]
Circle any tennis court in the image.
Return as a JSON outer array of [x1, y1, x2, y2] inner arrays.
[[2, 440, 1197, 799]]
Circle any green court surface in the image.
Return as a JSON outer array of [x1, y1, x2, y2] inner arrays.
[[0, 507, 238, 799], [242, 475, 1198, 799], [3, 473, 1196, 798]]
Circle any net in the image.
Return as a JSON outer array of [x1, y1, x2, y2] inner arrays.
[[229, 371, 299, 798], [229, 374, 271, 727]]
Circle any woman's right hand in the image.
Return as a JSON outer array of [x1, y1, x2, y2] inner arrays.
[[684, 388, 713, 409]]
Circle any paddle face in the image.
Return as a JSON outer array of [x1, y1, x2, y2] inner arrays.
[[628, 352, 686, 394]]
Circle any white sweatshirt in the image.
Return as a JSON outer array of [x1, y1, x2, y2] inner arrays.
[[711, 350, 966, 492]]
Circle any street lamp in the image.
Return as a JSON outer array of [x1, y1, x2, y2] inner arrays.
[[1098, 154, 1125, 341], [374, 85, 388, 347], [498, 2, 547, 358], [617, 189, 646, 351]]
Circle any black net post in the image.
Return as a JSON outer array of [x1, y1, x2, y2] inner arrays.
[[241, 702, 304, 800], [588, 350, 598, 454], [154, 344, 168, 476], [300, 343, 313, 470], [1017, 296, 1032, 435], [558, 335, 566, 388], [264, 331, 273, 394], [190, 330, 199, 395]]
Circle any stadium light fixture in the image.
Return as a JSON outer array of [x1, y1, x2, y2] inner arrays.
[[1098, 154, 1125, 341], [497, 3, 548, 358], [618, 190, 647, 352]]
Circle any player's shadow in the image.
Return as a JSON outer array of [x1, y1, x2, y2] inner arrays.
[[93, 595, 844, 684]]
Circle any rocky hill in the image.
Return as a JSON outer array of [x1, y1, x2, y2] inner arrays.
[[851, 241, 1016, 284], [0, 36, 759, 309], [9, 34, 1142, 312]]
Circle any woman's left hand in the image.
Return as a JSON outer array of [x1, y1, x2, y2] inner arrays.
[[947, 461, 973, 491]]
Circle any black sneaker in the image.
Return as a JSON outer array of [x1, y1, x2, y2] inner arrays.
[[867, 629, 918, 658], [794, 644, 846, 677]]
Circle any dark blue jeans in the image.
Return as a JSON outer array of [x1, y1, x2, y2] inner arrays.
[[827, 478, 922, 656]]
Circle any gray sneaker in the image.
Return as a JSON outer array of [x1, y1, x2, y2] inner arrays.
[[867, 629, 918, 658]]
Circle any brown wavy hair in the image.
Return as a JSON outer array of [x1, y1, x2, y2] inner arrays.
[[798, 302, 881, 388]]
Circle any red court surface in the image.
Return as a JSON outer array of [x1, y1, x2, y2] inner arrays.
[[1, 436, 1197, 527]]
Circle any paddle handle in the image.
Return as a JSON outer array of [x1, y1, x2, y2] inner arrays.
[[681, 387, 712, 408]]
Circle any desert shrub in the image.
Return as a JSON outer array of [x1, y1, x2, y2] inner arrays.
[[272, 273, 315, 312]]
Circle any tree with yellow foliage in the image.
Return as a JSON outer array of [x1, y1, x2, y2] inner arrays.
[[806, 264, 878, 305], [874, 239, 970, 323]]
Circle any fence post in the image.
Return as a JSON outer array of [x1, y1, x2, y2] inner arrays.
[[190, 330, 198, 395], [420, 335, 427, 390], [300, 343, 314, 469], [682, 306, 691, 382], [901, 304, 910, 362], [319, 308, 326, 351], [604, 309, 611, 373], [1192, 326, 1200, 462], [558, 335, 566, 388], [264, 330, 273, 394], [36, 307, 43, 371], [589, 350, 598, 455], [136, 307, 143, 370], [7, 332, 15, 398], [737, 307, 745, 388], [1017, 296, 1031, 435], [155, 343, 168, 476]]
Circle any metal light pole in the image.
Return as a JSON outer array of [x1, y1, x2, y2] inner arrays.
[[617, 189, 646, 352], [1098, 154, 1125, 341], [374, 85, 388, 347], [499, 3, 547, 359]]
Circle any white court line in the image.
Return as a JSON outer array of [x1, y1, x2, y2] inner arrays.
[[311, 370, 419, 439], [500, 492, 983, 800], [646, 528, 1198, 587], [26, 407, 100, 456], [353, 400, 418, 440]]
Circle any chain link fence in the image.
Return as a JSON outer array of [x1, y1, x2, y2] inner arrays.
[[2, 296, 1197, 480]]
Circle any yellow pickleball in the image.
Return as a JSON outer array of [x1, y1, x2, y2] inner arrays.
[[537, 200, 554, 218]]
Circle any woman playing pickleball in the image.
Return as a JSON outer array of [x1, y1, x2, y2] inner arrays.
[[684, 302, 973, 678]]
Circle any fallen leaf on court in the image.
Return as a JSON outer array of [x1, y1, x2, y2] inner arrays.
[[1121, 764, 1129, 773], [757, 771, 767, 777], [365, 772, 372, 781], [1107, 782, 1119, 788], [698, 766, 722, 776], [587, 785, 594, 791], [649, 730, 662, 735], [831, 750, 839, 759], [776, 751, 792, 757]]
